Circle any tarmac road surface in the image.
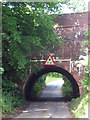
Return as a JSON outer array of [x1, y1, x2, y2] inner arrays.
[[16, 79, 75, 118]]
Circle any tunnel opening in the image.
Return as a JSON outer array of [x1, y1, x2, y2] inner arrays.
[[31, 72, 73, 99], [24, 66, 80, 101], [31, 72, 65, 98]]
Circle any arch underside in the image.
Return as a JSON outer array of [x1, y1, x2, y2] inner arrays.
[[24, 66, 80, 101]]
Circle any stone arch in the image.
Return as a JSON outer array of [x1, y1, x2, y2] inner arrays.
[[24, 66, 80, 101]]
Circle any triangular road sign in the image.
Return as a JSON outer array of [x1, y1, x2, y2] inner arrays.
[[44, 54, 55, 66]]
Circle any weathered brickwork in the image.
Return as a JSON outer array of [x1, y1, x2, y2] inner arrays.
[[27, 12, 89, 95], [53, 12, 89, 94], [53, 12, 88, 59]]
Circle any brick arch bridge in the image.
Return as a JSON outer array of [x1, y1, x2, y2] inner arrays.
[[24, 66, 80, 101], [23, 12, 89, 100]]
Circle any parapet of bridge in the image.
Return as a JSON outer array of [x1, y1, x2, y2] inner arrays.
[[52, 12, 89, 94]]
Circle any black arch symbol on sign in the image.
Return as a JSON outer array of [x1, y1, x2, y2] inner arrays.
[[24, 66, 80, 101]]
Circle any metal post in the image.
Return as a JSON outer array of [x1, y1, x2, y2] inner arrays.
[[69, 59, 72, 73]]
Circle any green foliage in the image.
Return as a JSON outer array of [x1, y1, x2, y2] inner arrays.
[[81, 29, 89, 91], [0, 67, 4, 74], [2, 78, 20, 93], [32, 75, 46, 96], [67, 0, 88, 12], [45, 72, 63, 83], [2, 2, 63, 83], [62, 76, 73, 96], [81, 30, 89, 51], [1, 78, 25, 114], [70, 64, 89, 118], [45, 76, 62, 84], [32, 73, 63, 96], [1, 88, 25, 114], [2, 2, 64, 114], [82, 67, 90, 91], [70, 15, 89, 119], [84, 30, 90, 37], [46, 72, 62, 78], [70, 93, 88, 118]]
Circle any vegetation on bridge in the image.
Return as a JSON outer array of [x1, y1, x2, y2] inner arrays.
[[0, 1, 89, 118], [70, 66, 89, 118], [70, 30, 89, 118]]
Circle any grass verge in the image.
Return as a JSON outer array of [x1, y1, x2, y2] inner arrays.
[[70, 90, 88, 118]]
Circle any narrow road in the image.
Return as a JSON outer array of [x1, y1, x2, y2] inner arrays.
[[40, 79, 64, 98], [16, 79, 75, 118]]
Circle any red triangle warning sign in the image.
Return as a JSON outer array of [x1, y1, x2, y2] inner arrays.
[[44, 54, 55, 66]]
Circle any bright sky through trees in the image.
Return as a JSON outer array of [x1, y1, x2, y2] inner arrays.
[[58, 0, 89, 14], [66, 0, 89, 13]]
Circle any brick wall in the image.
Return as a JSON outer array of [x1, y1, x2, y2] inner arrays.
[[52, 12, 89, 94], [28, 12, 89, 95]]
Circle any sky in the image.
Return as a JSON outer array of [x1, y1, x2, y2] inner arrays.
[[61, 4, 74, 14], [61, 0, 89, 14], [2, 0, 90, 14]]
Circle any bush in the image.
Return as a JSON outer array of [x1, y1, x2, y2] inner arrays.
[[62, 76, 73, 96], [0, 92, 14, 114], [70, 65, 89, 118], [1, 78, 25, 114], [70, 93, 88, 118], [82, 67, 90, 92], [46, 72, 62, 78], [32, 75, 46, 96], [0, 90, 25, 114]]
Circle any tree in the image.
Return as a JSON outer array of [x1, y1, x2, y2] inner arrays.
[[2, 2, 66, 113], [2, 2, 64, 88]]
